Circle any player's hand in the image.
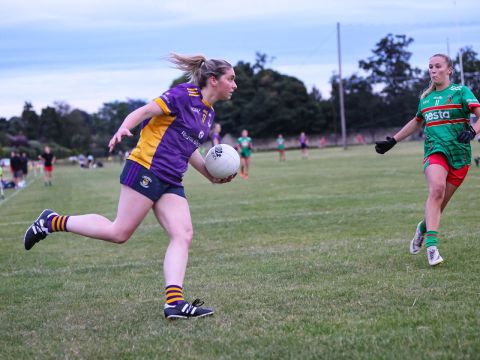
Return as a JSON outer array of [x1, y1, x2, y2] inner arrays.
[[108, 128, 133, 152], [375, 136, 397, 154], [457, 125, 476, 143], [211, 173, 237, 184]]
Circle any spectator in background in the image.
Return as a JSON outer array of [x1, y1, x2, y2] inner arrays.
[[0, 165, 4, 199], [356, 134, 365, 145], [319, 136, 327, 148], [10, 151, 22, 189], [87, 154, 94, 168], [20, 152, 29, 183], [39, 146, 56, 186], [118, 150, 124, 165]]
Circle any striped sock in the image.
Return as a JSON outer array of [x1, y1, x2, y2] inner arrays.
[[419, 220, 426, 234], [165, 285, 184, 305], [48, 215, 70, 232], [425, 230, 438, 248]]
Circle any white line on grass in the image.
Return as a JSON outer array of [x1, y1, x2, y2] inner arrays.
[[0, 178, 36, 207]]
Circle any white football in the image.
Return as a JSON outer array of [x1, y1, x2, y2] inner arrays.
[[205, 144, 240, 179]]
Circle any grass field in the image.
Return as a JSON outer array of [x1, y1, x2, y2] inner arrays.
[[1, 142, 480, 359]]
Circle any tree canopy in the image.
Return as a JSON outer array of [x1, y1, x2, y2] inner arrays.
[[1, 34, 479, 158]]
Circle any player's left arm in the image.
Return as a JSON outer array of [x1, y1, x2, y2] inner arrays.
[[457, 105, 480, 143], [471, 106, 480, 134]]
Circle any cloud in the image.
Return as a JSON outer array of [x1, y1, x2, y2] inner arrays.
[[2, 0, 477, 28], [0, 65, 178, 117]]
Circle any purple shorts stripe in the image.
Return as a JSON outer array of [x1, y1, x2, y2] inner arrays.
[[125, 162, 140, 186]]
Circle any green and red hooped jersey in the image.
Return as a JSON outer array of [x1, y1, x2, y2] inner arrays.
[[237, 136, 253, 157], [415, 84, 480, 169]]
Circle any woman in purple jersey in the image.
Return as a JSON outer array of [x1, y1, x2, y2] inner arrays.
[[210, 123, 222, 147], [24, 53, 238, 319], [375, 54, 480, 267]]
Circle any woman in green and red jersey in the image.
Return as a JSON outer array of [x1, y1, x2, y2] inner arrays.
[[375, 54, 480, 267]]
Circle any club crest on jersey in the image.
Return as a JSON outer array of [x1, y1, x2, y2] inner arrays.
[[140, 175, 152, 189], [447, 96, 453, 103], [198, 131, 205, 139], [201, 109, 208, 123]]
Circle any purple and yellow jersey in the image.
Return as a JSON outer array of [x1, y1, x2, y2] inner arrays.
[[128, 83, 215, 186], [415, 84, 480, 168]]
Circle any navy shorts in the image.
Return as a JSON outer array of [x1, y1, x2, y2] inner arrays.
[[120, 160, 185, 202]]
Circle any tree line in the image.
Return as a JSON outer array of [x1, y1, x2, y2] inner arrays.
[[1, 34, 479, 159]]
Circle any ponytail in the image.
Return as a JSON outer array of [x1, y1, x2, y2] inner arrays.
[[169, 53, 232, 88]]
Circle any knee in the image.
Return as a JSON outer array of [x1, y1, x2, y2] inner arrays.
[[171, 227, 194, 247], [429, 183, 446, 201], [112, 228, 134, 244]]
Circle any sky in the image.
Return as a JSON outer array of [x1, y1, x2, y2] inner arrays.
[[1, 0, 479, 118]]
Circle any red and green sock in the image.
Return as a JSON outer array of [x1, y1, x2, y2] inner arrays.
[[425, 230, 438, 248]]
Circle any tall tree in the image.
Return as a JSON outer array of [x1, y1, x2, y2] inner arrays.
[[359, 34, 421, 100], [454, 46, 480, 97], [330, 73, 385, 132], [39, 106, 62, 143], [22, 102, 40, 140]]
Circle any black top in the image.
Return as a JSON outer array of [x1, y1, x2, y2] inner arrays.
[[41, 153, 54, 167]]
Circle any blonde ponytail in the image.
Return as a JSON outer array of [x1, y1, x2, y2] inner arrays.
[[169, 53, 232, 88], [420, 82, 436, 99]]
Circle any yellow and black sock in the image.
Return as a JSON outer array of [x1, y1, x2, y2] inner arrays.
[[48, 215, 70, 232], [165, 285, 184, 305]]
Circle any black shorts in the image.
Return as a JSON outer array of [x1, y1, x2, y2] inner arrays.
[[120, 160, 185, 202]]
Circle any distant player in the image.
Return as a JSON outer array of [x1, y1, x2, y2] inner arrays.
[[299, 132, 309, 159], [237, 129, 253, 178], [210, 123, 222, 146], [0, 165, 4, 199], [375, 53, 480, 266], [39, 146, 56, 186], [276, 134, 286, 161], [24, 53, 238, 319]]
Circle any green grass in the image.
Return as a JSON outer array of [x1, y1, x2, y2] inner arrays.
[[1, 142, 480, 359]]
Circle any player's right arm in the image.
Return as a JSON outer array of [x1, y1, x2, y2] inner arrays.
[[375, 116, 422, 154], [189, 149, 235, 184], [392, 116, 423, 142], [108, 101, 163, 152]]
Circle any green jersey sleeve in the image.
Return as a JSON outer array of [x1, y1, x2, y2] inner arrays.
[[461, 86, 480, 112]]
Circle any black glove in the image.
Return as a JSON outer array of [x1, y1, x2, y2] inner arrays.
[[457, 125, 476, 143], [375, 136, 397, 154]]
